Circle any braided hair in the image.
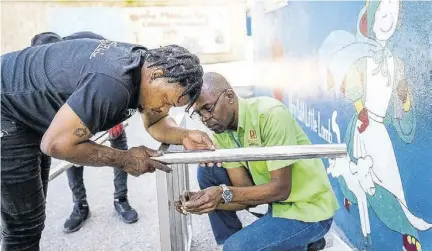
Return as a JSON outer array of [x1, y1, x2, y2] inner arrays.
[[143, 45, 203, 111]]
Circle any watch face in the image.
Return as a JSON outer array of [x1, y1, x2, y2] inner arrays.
[[223, 190, 233, 203]]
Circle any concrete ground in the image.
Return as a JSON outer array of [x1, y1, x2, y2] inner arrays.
[[37, 59, 353, 250]]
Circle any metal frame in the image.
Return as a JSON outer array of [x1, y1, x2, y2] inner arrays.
[[156, 115, 193, 251], [152, 144, 347, 164]]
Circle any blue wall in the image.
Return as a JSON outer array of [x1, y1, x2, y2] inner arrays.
[[253, 1, 432, 251]]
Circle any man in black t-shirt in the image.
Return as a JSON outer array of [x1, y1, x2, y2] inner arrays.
[[30, 31, 139, 234], [1, 33, 214, 250]]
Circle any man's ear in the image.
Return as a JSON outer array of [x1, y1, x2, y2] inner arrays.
[[226, 89, 235, 104], [151, 68, 164, 82]]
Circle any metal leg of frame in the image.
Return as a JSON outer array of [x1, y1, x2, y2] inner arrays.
[[156, 116, 193, 251]]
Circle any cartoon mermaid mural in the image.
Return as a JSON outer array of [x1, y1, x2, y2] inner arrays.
[[319, 0, 432, 250]]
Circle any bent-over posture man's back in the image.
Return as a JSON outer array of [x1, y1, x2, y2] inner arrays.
[[30, 31, 140, 232]]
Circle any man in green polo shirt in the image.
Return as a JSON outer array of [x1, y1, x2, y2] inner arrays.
[[181, 72, 339, 251]]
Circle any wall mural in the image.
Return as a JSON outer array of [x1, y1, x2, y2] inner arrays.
[[319, 1, 431, 250], [253, 1, 432, 250]]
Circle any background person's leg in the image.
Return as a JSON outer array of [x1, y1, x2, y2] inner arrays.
[[66, 166, 87, 204], [109, 130, 138, 224], [197, 165, 243, 245], [112, 167, 138, 223], [113, 168, 128, 200], [110, 129, 128, 199], [64, 166, 90, 233], [222, 211, 333, 251], [1, 119, 46, 251]]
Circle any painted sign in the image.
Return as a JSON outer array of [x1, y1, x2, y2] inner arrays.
[[126, 6, 231, 54], [47, 6, 231, 54]]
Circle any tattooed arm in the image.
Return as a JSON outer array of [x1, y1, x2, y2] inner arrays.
[[41, 104, 169, 175], [41, 103, 128, 167]]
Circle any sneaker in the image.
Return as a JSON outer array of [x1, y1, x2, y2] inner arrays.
[[308, 237, 326, 251], [114, 197, 138, 224], [63, 202, 90, 233]]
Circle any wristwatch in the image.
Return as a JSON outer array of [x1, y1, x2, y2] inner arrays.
[[219, 184, 233, 204]]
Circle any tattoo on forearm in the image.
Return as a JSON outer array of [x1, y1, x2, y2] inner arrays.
[[85, 145, 143, 172], [68, 141, 147, 175], [73, 122, 92, 138], [87, 147, 123, 166]]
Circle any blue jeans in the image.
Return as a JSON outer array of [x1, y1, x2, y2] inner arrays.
[[67, 130, 129, 203], [197, 165, 333, 250]]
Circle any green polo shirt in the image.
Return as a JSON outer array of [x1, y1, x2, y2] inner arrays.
[[212, 97, 339, 222]]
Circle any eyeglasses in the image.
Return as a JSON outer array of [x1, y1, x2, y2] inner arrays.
[[190, 88, 231, 121]]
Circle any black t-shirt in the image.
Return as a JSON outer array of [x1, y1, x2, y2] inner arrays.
[[1, 39, 145, 135]]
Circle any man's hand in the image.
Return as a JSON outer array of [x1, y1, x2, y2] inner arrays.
[[121, 146, 172, 176], [182, 130, 222, 167], [175, 191, 196, 215], [182, 187, 223, 214], [182, 130, 215, 150]]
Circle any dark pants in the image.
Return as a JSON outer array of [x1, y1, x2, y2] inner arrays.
[[67, 130, 128, 203], [1, 118, 50, 251]]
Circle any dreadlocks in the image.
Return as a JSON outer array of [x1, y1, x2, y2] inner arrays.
[[143, 45, 204, 111]]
